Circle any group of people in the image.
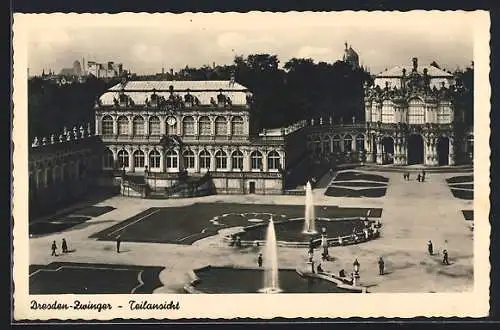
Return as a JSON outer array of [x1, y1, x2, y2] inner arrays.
[[427, 240, 450, 265], [229, 235, 242, 248], [50, 238, 69, 256], [403, 170, 426, 182], [51, 235, 124, 256]]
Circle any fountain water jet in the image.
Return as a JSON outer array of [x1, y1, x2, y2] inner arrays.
[[303, 181, 317, 234], [259, 218, 282, 293]]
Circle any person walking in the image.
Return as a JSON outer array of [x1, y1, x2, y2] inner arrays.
[[116, 235, 122, 253], [442, 249, 450, 265], [378, 256, 385, 275], [51, 240, 57, 256], [422, 170, 426, 182], [417, 173, 421, 182], [258, 253, 263, 268], [427, 240, 433, 255], [61, 238, 68, 253]]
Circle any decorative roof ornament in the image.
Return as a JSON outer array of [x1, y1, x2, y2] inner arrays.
[[59, 134, 64, 143], [41, 136, 47, 145], [79, 125, 85, 138], [73, 126, 78, 139], [87, 123, 92, 136], [50, 134, 55, 144]]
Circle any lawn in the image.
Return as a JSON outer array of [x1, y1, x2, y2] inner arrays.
[[446, 175, 474, 184], [334, 171, 389, 183], [325, 187, 387, 198], [29, 262, 164, 294], [90, 203, 382, 245]]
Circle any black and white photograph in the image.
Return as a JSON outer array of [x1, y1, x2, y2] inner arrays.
[[12, 11, 490, 319]]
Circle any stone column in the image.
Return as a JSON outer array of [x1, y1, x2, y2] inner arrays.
[[400, 136, 407, 165], [365, 135, 373, 163], [340, 136, 345, 153], [448, 136, 456, 165], [177, 147, 184, 172], [227, 117, 232, 137], [194, 148, 200, 173], [112, 116, 118, 136], [143, 147, 150, 169], [177, 116, 182, 135], [263, 152, 268, 172], [144, 115, 150, 136], [128, 147, 135, 172], [393, 137, 400, 165], [160, 116, 166, 135], [128, 115, 134, 137], [376, 137, 383, 164], [243, 150, 250, 171], [159, 147, 165, 173], [210, 148, 216, 172]]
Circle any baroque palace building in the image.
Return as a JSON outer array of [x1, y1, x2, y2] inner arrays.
[[93, 78, 307, 196], [363, 57, 473, 166]]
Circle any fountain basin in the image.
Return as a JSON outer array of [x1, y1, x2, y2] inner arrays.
[[225, 217, 379, 247], [184, 266, 362, 294]]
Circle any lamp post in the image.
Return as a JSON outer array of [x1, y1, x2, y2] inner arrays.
[[353, 259, 360, 286]]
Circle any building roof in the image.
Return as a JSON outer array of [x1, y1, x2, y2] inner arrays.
[[376, 65, 453, 78], [108, 80, 248, 92], [99, 80, 250, 106]]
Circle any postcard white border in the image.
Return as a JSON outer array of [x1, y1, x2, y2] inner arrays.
[[12, 11, 491, 320]]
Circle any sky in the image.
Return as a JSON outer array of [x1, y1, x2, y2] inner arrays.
[[19, 11, 480, 76]]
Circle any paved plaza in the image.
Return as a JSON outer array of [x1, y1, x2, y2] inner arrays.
[[29, 169, 474, 294]]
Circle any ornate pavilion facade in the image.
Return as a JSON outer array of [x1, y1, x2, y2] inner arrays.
[[93, 79, 307, 195], [363, 57, 472, 166]]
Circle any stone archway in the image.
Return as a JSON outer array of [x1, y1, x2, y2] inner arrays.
[[437, 136, 450, 166], [407, 134, 424, 165], [381, 136, 394, 164]]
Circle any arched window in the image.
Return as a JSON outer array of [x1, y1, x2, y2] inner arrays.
[[149, 150, 161, 168], [133, 150, 145, 168], [372, 101, 382, 122], [133, 116, 145, 136], [199, 116, 211, 136], [231, 150, 243, 170], [313, 136, 321, 153], [215, 150, 227, 170], [438, 102, 452, 124], [117, 150, 129, 168], [199, 149, 211, 169], [182, 116, 194, 136], [117, 116, 129, 135], [149, 116, 161, 136], [382, 100, 394, 123], [166, 149, 178, 168], [322, 137, 330, 153], [356, 134, 365, 151], [333, 135, 341, 151], [103, 148, 114, 168], [408, 98, 425, 124], [183, 150, 195, 169], [343, 134, 353, 152], [102, 115, 114, 135], [166, 116, 177, 135], [250, 151, 263, 170], [267, 151, 281, 170], [215, 116, 227, 136], [231, 116, 244, 135]]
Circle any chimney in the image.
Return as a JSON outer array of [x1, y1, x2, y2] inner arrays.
[[170, 68, 174, 76]]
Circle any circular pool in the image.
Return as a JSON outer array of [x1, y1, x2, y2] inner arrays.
[[227, 217, 378, 247], [186, 266, 361, 294]]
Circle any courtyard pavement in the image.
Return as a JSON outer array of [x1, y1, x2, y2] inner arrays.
[[29, 169, 473, 293]]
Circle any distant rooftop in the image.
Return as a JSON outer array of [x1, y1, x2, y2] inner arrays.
[[99, 80, 251, 106]]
